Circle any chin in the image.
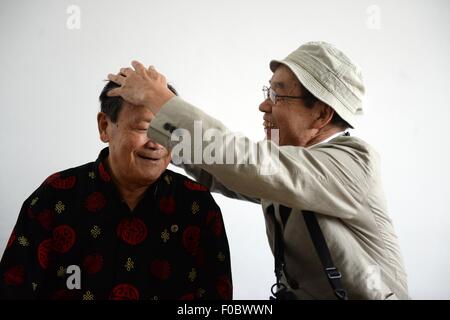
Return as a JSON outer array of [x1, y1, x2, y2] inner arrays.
[[134, 175, 159, 187], [141, 169, 166, 182]]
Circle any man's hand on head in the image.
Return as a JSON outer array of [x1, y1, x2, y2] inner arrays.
[[107, 61, 175, 115]]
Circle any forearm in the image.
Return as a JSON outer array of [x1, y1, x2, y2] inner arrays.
[[172, 161, 260, 204]]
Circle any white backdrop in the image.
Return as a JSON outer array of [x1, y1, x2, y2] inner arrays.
[[1, 0, 449, 299]]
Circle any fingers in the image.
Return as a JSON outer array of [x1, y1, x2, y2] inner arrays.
[[111, 62, 157, 80], [131, 60, 146, 75], [147, 65, 161, 80], [107, 73, 126, 85], [148, 65, 159, 77], [120, 67, 133, 77], [106, 87, 121, 97]]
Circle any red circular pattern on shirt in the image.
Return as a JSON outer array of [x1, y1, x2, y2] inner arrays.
[[216, 275, 232, 300], [98, 162, 111, 182], [159, 196, 176, 215], [6, 231, 15, 249], [38, 239, 52, 269], [83, 254, 104, 275], [85, 192, 106, 212], [117, 217, 148, 245], [182, 225, 201, 255], [52, 225, 76, 253], [3, 265, 25, 285], [150, 259, 171, 280], [109, 284, 140, 300], [206, 210, 223, 238], [179, 293, 195, 300], [36, 209, 54, 231], [45, 173, 76, 189], [183, 180, 208, 191], [45, 172, 59, 185]]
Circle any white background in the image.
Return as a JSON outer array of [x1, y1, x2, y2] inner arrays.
[[1, 0, 449, 299]]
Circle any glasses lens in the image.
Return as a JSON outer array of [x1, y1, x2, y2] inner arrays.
[[269, 88, 276, 104], [263, 86, 268, 100]]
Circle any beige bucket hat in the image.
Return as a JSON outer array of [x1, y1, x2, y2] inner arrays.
[[270, 41, 365, 128]]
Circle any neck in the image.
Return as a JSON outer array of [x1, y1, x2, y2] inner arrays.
[[305, 126, 345, 147], [116, 183, 148, 211], [106, 158, 150, 211]]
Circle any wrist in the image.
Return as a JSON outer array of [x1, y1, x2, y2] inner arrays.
[[144, 91, 175, 114]]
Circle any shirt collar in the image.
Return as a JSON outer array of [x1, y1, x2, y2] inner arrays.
[[311, 131, 348, 147]]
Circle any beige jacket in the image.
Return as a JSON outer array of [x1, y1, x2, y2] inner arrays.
[[148, 96, 409, 300]]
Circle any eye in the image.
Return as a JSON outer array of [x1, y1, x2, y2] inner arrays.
[[135, 121, 151, 132], [133, 126, 148, 132]]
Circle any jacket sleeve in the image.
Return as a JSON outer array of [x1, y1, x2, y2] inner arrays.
[[172, 162, 261, 204], [149, 97, 373, 219]]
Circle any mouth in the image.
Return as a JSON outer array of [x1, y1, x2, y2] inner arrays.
[[137, 154, 161, 162], [263, 120, 278, 130]]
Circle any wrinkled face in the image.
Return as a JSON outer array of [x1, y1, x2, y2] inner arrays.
[[101, 103, 171, 187], [260, 65, 318, 146]]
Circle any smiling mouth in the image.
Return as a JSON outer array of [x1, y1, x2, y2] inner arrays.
[[138, 154, 160, 161], [263, 120, 278, 130]]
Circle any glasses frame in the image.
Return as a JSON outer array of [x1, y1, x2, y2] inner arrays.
[[262, 85, 307, 104]]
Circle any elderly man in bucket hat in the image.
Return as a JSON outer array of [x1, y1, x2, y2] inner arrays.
[[106, 41, 409, 299]]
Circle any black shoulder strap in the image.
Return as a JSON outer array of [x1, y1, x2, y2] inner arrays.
[[268, 205, 287, 298], [303, 210, 348, 300]]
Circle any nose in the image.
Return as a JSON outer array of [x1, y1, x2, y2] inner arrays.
[[145, 137, 163, 150], [259, 99, 273, 113]]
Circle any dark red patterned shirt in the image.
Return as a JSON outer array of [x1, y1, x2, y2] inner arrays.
[[0, 148, 232, 300]]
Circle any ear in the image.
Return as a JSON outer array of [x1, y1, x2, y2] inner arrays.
[[313, 102, 334, 129], [97, 112, 110, 143]]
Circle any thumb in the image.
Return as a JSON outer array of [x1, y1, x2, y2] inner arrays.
[[106, 88, 122, 97]]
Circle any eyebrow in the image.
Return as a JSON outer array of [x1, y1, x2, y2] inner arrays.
[[269, 79, 285, 89]]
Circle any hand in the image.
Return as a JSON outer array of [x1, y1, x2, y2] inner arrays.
[[107, 61, 175, 114]]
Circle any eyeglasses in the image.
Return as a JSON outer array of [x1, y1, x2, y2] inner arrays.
[[262, 85, 307, 104]]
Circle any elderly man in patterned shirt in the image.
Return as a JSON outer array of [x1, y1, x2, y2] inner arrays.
[[0, 81, 232, 300]]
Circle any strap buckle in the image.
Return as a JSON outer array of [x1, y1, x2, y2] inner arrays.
[[325, 267, 342, 280]]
